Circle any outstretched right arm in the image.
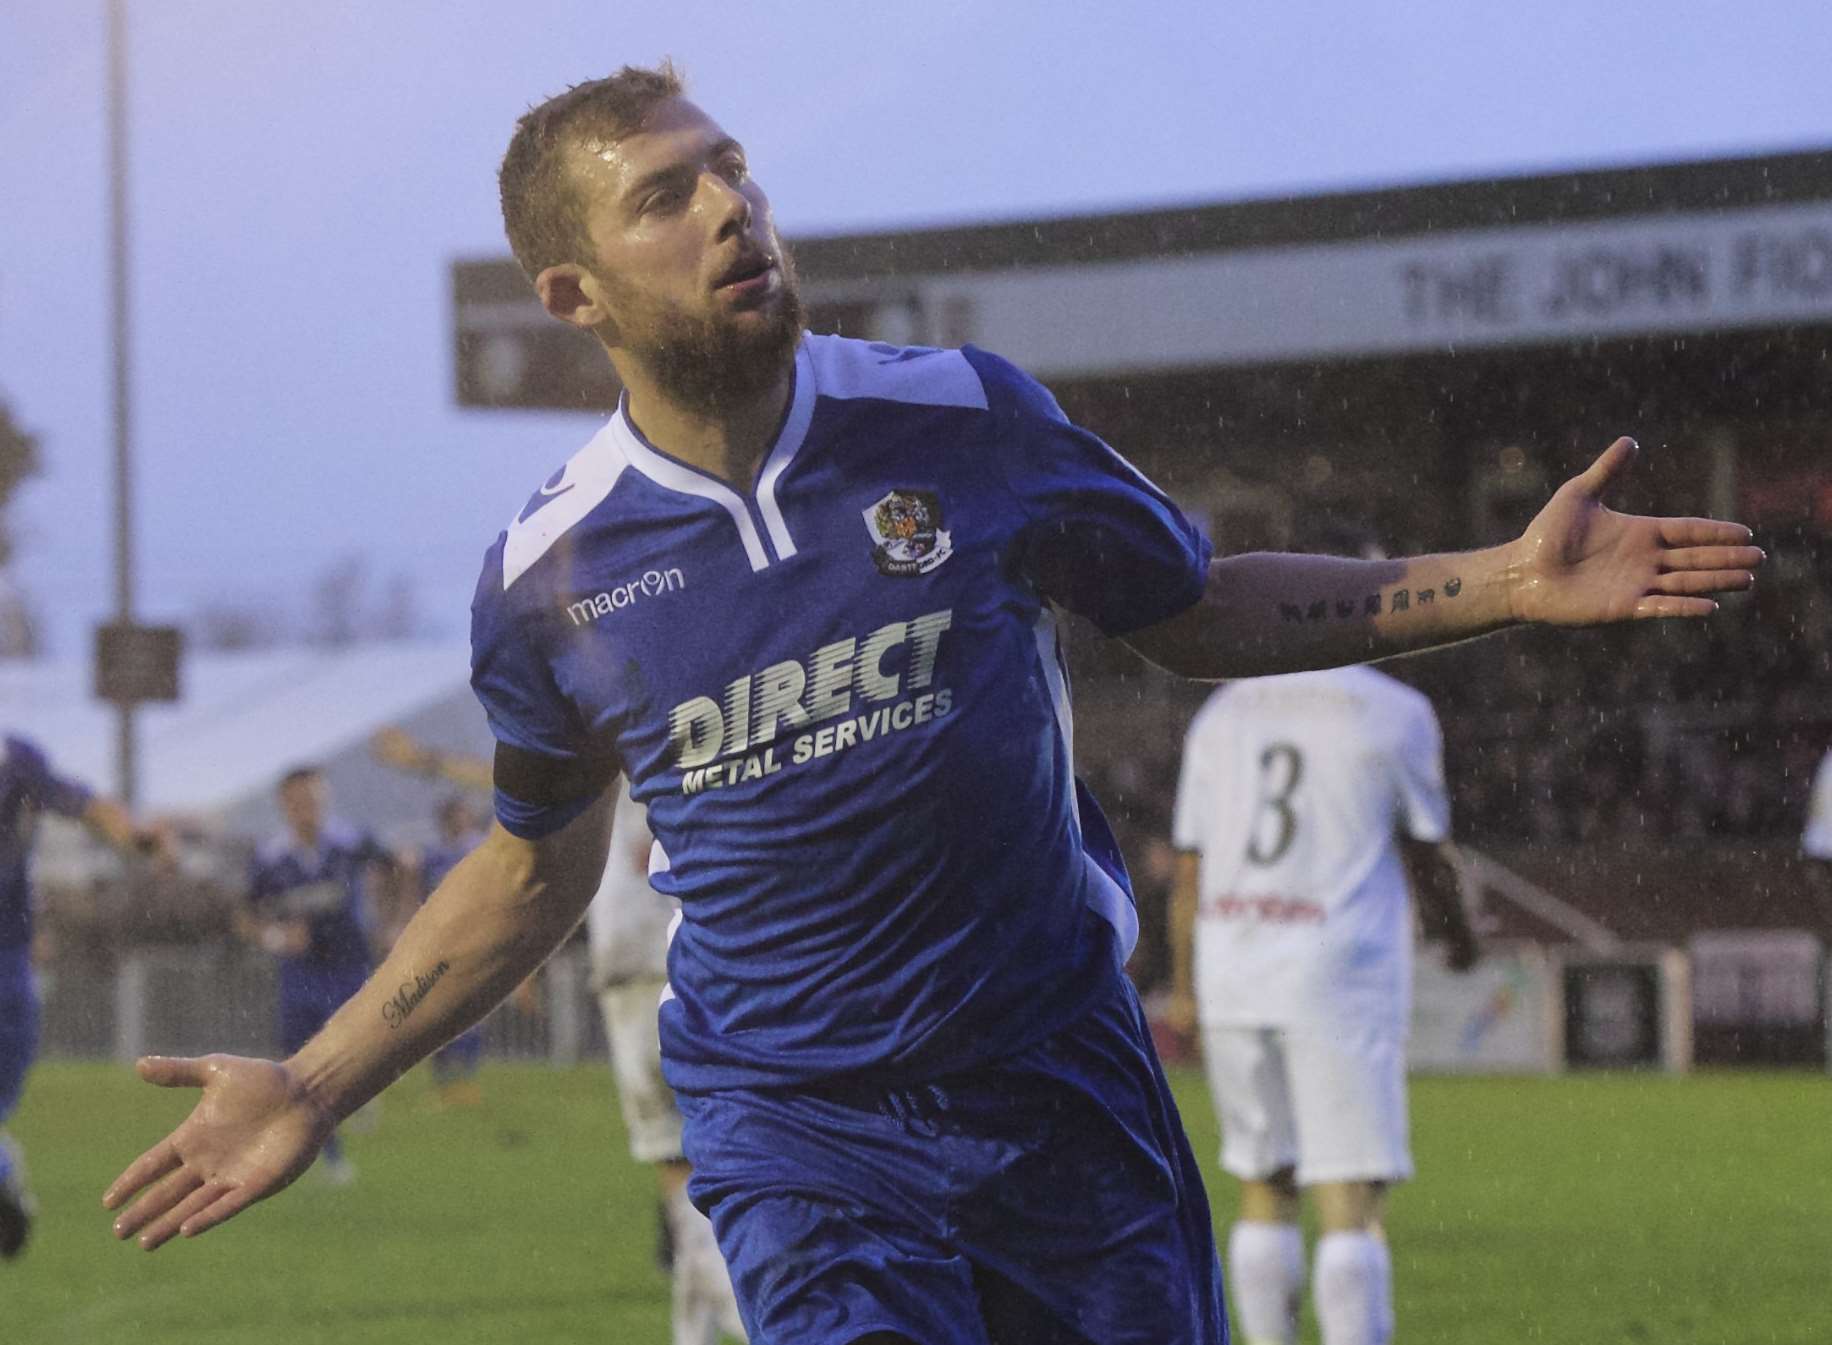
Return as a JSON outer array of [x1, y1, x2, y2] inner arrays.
[[102, 787, 615, 1250]]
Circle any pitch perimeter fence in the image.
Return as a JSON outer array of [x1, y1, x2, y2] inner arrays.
[[39, 944, 603, 1067], [35, 935, 1829, 1074]]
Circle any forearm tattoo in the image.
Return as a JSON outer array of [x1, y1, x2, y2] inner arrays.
[[381, 960, 451, 1029], [1278, 576, 1462, 624]]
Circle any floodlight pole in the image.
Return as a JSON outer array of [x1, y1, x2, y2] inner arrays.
[[107, 0, 139, 806]]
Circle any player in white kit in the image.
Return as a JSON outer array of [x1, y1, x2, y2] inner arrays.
[[1804, 750, 1832, 916], [1168, 659, 1477, 1345], [590, 779, 744, 1345]]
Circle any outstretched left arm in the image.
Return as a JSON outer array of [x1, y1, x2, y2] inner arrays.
[[370, 727, 493, 793], [80, 796, 179, 867], [1125, 437, 1764, 680]]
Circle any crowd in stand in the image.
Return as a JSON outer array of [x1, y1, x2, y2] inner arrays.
[[1421, 532, 1831, 846]]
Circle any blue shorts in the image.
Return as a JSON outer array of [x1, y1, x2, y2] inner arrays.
[[0, 947, 38, 1122], [679, 974, 1227, 1345], [277, 961, 369, 1057]]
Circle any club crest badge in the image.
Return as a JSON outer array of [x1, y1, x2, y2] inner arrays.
[[863, 489, 952, 577]]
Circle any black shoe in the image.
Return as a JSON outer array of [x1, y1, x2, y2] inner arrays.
[[0, 1139, 34, 1260]]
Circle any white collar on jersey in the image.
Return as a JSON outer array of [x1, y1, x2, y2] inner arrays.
[[608, 338, 817, 573]]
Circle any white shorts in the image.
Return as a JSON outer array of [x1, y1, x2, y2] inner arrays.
[[597, 977, 684, 1166], [1199, 1021, 1412, 1186]]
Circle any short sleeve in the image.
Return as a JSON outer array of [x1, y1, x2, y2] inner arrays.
[[8, 736, 92, 820], [1396, 695, 1451, 843], [1171, 705, 1216, 852], [1804, 753, 1832, 860], [470, 538, 609, 839], [966, 347, 1211, 636]]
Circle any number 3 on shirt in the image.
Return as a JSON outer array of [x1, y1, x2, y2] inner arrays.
[[1246, 742, 1304, 867]]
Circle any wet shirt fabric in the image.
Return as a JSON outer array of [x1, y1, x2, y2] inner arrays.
[[0, 735, 93, 952], [247, 821, 388, 972], [470, 335, 1211, 1092]]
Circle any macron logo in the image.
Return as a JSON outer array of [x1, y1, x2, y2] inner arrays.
[[565, 568, 686, 626]]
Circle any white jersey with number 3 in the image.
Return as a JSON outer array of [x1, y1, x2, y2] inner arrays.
[[1172, 665, 1448, 1033]]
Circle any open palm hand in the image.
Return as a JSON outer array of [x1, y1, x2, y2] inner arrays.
[[1510, 437, 1763, 625], [102, 1054, 334, 1251]]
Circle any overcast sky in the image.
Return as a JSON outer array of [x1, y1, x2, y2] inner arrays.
[[3, 0, 1830, 659]]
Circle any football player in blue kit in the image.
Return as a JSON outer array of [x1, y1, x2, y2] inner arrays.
[[410, 794, 491, 1108], [238, 765, 397, 1184], [105, 64, 1763, 1344], [1, 734, 160, 1258]]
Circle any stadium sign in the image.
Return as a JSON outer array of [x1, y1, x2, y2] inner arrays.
[[453, 147, 1832, 407], [1559, 947, 1693, 1072], [798, 200, 1832, 377], [93, 621, 182, 704], [1409, 941, 1561, 1075], [1688, 929, 1826, 1067]]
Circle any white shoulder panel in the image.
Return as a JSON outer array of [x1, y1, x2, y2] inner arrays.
[[502, 421, 629, 591], [806, 333, 988, 411]]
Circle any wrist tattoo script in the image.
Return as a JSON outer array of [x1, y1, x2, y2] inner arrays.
[[381, 960, 451, 1029], [1278, 575, 1461, 624]]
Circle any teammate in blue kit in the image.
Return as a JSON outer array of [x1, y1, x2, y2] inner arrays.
[[105, 64, 1763, 1344], [412, 795, 490, 1107], [238, 765, 396, 1184], [1, 734, 159, 1258]]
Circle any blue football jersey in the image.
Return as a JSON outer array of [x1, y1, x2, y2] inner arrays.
[[0, 735, 93, 951], [247, 821, 387, 970], [470, 336, 1211, 1090]]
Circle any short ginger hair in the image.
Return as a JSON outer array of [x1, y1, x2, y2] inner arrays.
[[498, 61, 686, 282]]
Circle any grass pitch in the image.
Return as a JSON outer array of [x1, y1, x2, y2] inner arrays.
[[8, 1061, 1828, 1343]]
